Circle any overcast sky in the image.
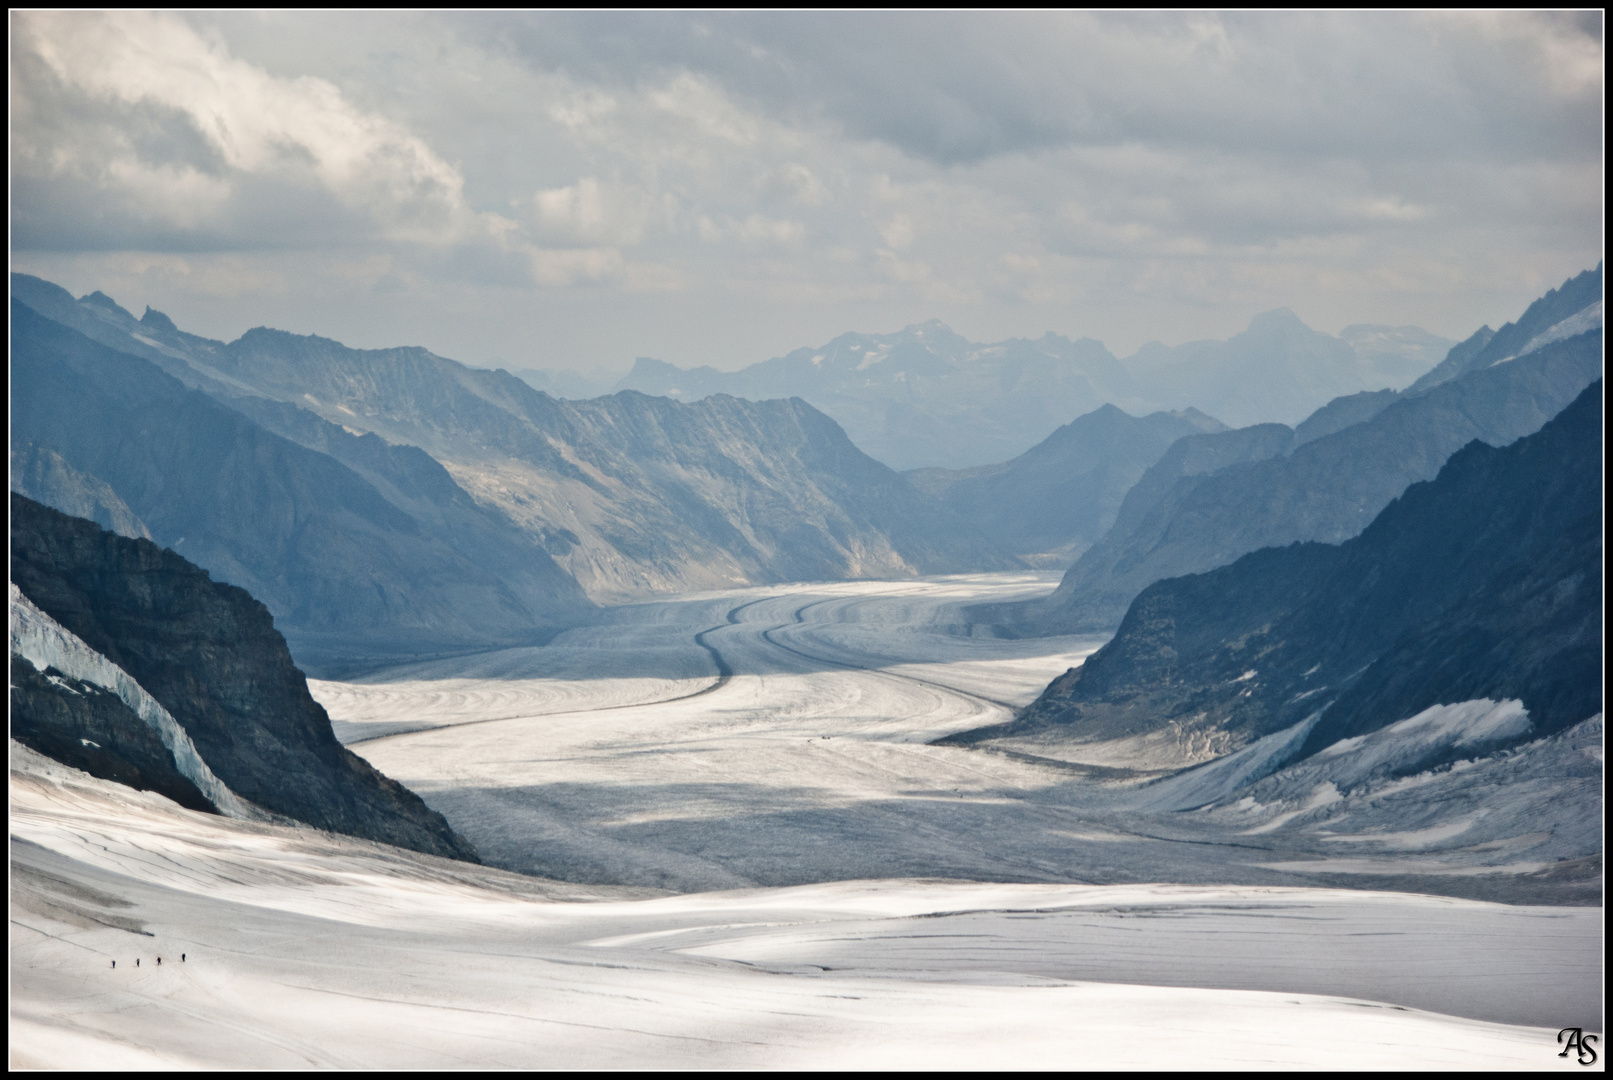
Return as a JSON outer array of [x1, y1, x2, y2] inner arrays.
[[10, 11, 1604, 374]]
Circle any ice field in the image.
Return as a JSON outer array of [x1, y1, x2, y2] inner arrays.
[[11, 572, 1603, 1067], [8, 745, 1600, 1069], [318, 574, 1603, 898]]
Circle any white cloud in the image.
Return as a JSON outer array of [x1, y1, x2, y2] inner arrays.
[[8, 11, 1602, 373], [17, 11, 489, 247]]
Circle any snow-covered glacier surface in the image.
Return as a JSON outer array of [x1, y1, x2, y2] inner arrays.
[[12, 572, 1601, 1068], [313, 573, 1600, 898], [9, 740, 1600, 1069]]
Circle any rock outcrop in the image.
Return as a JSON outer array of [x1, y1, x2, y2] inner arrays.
[[10, 494, 478, 861]]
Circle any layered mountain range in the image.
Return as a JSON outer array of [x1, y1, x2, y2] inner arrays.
[[11, 297, 592, 672], [11, 274, 1014, 650], [10, 494, 477, 861], [615, 313, 1452, 470], [947, 380, 1602, 802], [1000, 266, 1604, 634]]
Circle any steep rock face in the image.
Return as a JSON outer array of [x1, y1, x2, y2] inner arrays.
[[10, 300, 592, 668], [10, 494, 478, 861], [113, 315, 1017, 598], [905, 405, 1226, 564], [957, 380, 1602, 781], [1018, 327, 1602, 633], [10, 654, 215, 815]]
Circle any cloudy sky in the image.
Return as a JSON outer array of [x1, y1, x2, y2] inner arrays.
[[10, 11, 1604, 375]]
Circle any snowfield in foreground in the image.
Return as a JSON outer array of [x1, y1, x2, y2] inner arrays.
[[12, 573, 1601, 1067], [9, 745, 1599, 1069]]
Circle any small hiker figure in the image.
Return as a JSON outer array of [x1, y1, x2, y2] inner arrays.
[[156, 957, 162, 965], [111, 960, 116, 969], [135, 958, 140, 967], [181, 953, 186, 962]]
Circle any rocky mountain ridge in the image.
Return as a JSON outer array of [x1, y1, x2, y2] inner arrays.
[[11, 298, 592, 672], [10, 276, 1017, 603], [948, 380, 1602, 796], [1005, 267, 1603, 634]]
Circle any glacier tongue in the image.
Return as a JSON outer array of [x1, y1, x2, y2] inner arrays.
[[10, 583, 259, 819]]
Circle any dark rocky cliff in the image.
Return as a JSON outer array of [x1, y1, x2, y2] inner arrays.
[[10, 654, 215, 814], [954, 380, 1603, 775], [10, 494, 478, 862]]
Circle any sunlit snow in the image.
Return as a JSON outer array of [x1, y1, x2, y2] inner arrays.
[[11, 572, 1602, 1067]]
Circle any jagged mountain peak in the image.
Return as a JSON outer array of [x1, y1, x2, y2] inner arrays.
[[1406, 265, 1601, 395], [139, 306, 181, 334], [79, 290, 135, 321]]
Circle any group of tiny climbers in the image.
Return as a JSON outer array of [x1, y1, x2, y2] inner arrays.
[[110, 953, 185, 969]]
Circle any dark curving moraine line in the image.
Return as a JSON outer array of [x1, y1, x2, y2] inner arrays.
[[759, 598, 1019, 713], [683, 597, 772, 700], [347, 597, 773, 746]]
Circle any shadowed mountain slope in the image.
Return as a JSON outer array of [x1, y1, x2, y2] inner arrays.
[[10, 439, 151, 541], [10, 300, 591, 670], [10, 494, 478, 861], [45, 294, 1017, 598], [948, 380, 1602, 787], [1009, 321, 1601, 635], [905, 404, 1226, 565]]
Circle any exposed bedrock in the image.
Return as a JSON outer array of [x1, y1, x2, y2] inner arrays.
[[10, 493, 478, 862]]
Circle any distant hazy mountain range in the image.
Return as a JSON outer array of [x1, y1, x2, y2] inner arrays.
[[997, 266, 1603, 634], [11, 494, 477, 860], [948, 379, 1602, 802], [612, 313, 1453, 470], [10, 275, 1013, 639], [10, 265, 1596, 668]]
